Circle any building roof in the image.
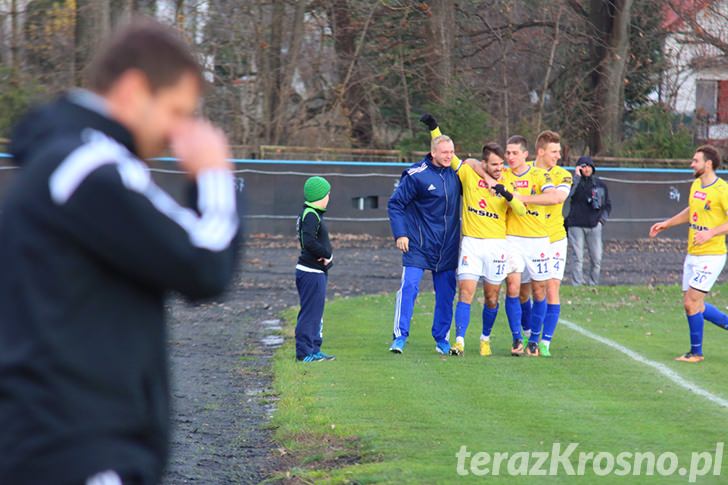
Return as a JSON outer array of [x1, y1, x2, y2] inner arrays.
[[662, 0, 717, 30]]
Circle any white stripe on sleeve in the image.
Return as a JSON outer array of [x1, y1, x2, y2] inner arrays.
[[50, 130, 238, 252]]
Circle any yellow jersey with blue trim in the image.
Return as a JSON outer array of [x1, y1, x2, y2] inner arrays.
[[504, 165, 553, 238], [688, 177, 728, 256], [544, 165, 573, 243], [458, 163, 510, 239]]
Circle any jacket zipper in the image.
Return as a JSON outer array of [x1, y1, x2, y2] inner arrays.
[[436, 170, 447, 272]]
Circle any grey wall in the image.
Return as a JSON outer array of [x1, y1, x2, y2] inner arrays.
[[0, 158, 703, 241]]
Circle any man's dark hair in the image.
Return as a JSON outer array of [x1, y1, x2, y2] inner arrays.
[[87, 17, 203, 94], [696, 145, 722, 170], [482, 142, 504, 161], [506, 135, 528, 152]]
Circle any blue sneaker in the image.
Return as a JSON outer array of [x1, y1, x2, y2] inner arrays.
[[435, 340, 450, 355], [299, 353, 324, 363], [314, 351, 336, 361], [389, 336, 407, 353]]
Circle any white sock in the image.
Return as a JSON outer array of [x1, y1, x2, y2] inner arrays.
[[456, 336, 465, 345], [480, 335, 490, 341], [523, 329, 532, 339], [543, 340, 551, 349]]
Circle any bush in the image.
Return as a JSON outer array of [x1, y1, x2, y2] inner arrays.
[[397, 94, 495, 160], [621, 104, 694, 159], [0, 67, 45, 139]]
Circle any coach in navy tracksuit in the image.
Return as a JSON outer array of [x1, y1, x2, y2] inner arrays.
[[387, 126, 461, 355]]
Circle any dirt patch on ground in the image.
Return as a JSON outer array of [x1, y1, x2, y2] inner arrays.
[[162, 234, 701, 483], [267, 434, 381, 484]]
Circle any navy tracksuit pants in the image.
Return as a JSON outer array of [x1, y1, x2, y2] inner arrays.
[[392, 266, 457, 343], [295, 269, 327, 360]]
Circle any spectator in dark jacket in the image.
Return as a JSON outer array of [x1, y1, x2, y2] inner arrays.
[[0, 19, 239, 485], [565, 156, 611, 286]]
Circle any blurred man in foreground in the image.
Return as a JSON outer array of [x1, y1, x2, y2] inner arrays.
[[0, 18, 239, 485]]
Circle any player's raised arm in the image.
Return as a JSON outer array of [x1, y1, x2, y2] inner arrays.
[[421, 113, 463, 171], [649, 207, 690, 238]]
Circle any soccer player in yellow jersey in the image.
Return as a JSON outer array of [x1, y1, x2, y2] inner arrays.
[[452, 144, 528, 356], [650, 145, 728, 363], [427, 120, 527, 356], [502, 135, 557, 356], [517, 131, 572, 357]]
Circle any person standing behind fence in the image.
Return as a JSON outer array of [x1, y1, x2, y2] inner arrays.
[[387, 121, 461, 356], [565, 156, 611, 286], [0, 19, 239, 485], [295, 176, 335, 362]]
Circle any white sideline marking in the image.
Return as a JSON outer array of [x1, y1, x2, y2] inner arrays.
[[559, 318, 728, 409]]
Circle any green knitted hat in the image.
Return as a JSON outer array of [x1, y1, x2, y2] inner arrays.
[[304, 176, 331, 202]]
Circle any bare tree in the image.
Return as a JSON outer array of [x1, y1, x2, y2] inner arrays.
[[327, 0, 377, 147], [588, 0, 635, 154], [425, 0, 455, 100]]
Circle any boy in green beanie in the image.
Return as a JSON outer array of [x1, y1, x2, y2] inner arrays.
[[295, 176, 335, 362]]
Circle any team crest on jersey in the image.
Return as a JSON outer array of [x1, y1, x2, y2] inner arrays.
[[705, 200, 712, 211], [478, 179, 488, 189], [479, 199, 487, 209], [515, 180, 529, 188], [694, 191, 707, 200]]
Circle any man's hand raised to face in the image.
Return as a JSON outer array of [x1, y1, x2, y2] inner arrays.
[[171, 119, 232, 177]]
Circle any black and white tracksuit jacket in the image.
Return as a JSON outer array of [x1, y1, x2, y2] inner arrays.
[[0, 91, 240, 485]]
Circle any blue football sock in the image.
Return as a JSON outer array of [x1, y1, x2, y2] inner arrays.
[[482, 304, 499, 338], [521, 299, 532, 332], [703, 303, 728, 330], [542, 304, 561, 342], [455, 302, 471, 339], [687, 312, 704, 355], [505, 296, 523, 340], [529, 298, 547, 343]]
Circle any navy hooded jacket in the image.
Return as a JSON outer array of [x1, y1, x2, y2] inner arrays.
[[388, 154, 461, 272]]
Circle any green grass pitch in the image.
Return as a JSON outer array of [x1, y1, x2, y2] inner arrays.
[[270, 284, 728, 484]]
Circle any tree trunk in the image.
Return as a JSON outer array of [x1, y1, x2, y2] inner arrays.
[[266, 0, 285, 143], [589, 0, 634, 155], [536, 6, 563, 134], [109, 0, 133, 27], [75, 0, 99, 85], [100, 0, 112, 37], [272, 0, 306, 144], [399, 44, 413, 137], [328, 0, 375, 147], [426, 0, 455, 101], [9, 0, 19, 73], [132, 0, 157, 16]]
